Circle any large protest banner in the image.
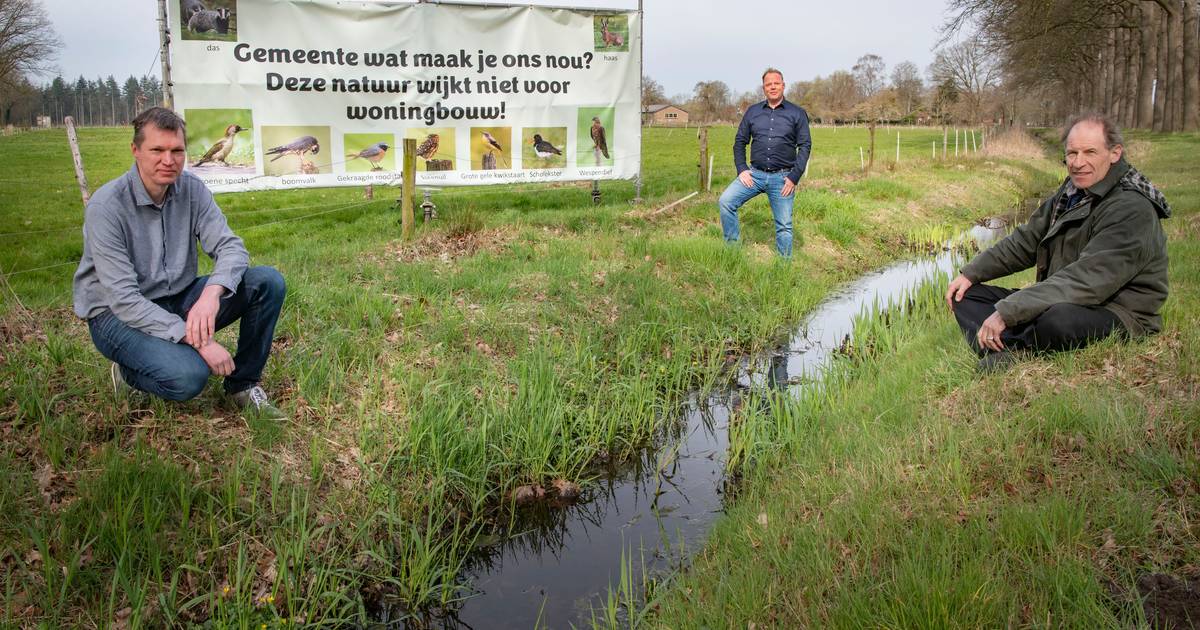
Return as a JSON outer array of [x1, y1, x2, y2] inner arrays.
[[168, 0, 641, 192]]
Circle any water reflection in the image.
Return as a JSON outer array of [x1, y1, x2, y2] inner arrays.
[[741, 223, 1009, 391], [412, 394, 734, 629]]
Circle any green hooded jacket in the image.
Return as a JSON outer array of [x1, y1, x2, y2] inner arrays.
[[960, 157, 1170, 337]]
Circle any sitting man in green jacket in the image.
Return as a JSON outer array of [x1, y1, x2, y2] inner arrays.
[[945, 113, 1170, 372]]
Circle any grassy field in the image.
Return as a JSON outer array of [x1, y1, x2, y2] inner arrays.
[[645, 132, 1200, 628], [1, 123, 1070, 626]]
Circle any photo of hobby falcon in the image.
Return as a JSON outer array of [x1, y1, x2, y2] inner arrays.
[[590, 117, 610, 159], [346, 142, 389, 171], [414, 133, 440, 161], [193, 124, 245, 167], [265, 135, 320, 173], [265, 135, 319, 161]]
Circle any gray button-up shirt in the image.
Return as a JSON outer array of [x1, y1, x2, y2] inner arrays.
[[72, 163, 249, 343]]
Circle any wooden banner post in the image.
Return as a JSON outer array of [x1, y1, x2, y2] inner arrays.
[[401, 138, 416, 239]]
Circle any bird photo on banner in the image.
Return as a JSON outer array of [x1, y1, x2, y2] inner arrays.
[[577, 107, 615, 167], [472, 127, 512, 170], [407, 128, 455, 172], [344, 134, 395, 172], [523, 128, 567, 170], [185, 108, 255, 175], [261, 126, 330, 176]]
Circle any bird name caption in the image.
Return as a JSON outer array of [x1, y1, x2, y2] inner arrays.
[[231, 45, 597, 124]]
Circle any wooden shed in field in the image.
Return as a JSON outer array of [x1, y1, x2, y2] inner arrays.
[[642, 104, 689, 126]]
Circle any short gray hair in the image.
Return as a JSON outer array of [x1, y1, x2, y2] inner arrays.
[[762, 67, 783, 82], [1061, 112, 1123, 149]]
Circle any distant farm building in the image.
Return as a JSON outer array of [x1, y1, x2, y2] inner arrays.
[[643, 104, 689, 126]]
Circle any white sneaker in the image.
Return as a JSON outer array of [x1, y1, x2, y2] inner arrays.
[[229, 385, 286, 419]]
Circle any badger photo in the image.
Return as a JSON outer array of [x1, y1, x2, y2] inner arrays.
[[179, 0, 238, 42]]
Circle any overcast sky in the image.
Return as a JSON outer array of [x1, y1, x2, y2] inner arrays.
[[40, 0, 955, 98]]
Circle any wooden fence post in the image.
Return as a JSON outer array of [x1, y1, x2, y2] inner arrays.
[[401, 138, 416, 239], [65, 116, 90, 208], [697, 126, 709, 192]]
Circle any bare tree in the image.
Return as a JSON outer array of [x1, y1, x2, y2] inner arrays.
[[734, 89, 759, 116], [689, 80, 733, 123], [826, 71, 860, 121], [854, 89, 900, 171], [1184, 0, 1198, 130], [890, 61, 924, 118], [641, 74, 665, 108], [1169, 0, 1184, 130], [929, 39, 1002, 123], [852, 53, 886, 98], [942, 0, 1197, 131], [0, 0, 60, 126], [785, 79, 810, 106], [0, 0, 60, 91], [1137, 2, 1158, 129]]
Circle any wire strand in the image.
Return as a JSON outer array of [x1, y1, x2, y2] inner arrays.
[[1, 260, 77, 278]]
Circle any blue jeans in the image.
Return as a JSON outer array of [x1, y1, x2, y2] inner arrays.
[[88, 266, 286, 401], [718, 169, 794, 257]]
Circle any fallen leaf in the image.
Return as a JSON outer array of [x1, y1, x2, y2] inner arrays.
[[757, 512, 768, 528], [113, 606, 133, 630]]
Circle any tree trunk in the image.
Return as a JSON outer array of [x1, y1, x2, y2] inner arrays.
[[1124, 25, 1141, 129], [1170, 0, 1185, 131], [1108, 27, 1118, 121], [1138, 2, 1158, 128], [1154, 6, 1169, 131], [1184, 0, 1199, 129], [1104, 30, 1117, 113]]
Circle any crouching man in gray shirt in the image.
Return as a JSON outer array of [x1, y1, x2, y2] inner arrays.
[[72, 107, 287, 418]]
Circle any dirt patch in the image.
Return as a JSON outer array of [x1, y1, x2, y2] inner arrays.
[[1137, 573, 1200, 629], [386, 227, 515, 264]]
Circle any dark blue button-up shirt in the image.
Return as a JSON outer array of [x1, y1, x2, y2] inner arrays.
[[734, 98, 811, 184]]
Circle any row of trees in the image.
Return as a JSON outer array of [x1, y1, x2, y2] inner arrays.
[[945, 0, 1199, 131], [0, 0, 164, 128], [643, 42, 1005, 127], [5, 74, 165, 128]]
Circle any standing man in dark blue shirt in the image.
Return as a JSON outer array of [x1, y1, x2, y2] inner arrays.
[[718, 68, 811, 257]]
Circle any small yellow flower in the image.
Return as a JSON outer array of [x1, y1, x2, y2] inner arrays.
[[260, 625, 267, 629], [222, 585, 231, 595], [266, 594, 275, 603]]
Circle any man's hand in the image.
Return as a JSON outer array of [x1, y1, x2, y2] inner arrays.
[[185, 284, 225, 349], [977, 311, 1007, 352], [738, 170, 754, 188], [945, 274, 973, 311], [197, 340, 235, 376], [781, 177, 796, 197]]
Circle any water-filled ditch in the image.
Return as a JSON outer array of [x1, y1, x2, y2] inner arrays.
[[382, 215, 1025, 628]]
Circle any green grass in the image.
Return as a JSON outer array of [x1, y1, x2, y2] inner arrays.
[[1, 123, 1061, 626], [643, 132, 1200, 628]]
